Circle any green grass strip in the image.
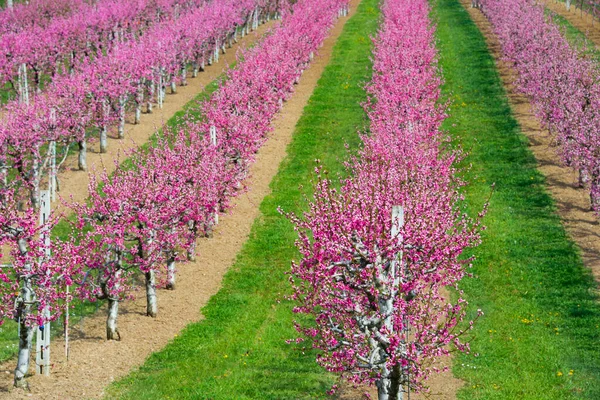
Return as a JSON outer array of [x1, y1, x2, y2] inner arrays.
[[105, 1, 380, 399], [432, 0, 600, 398]]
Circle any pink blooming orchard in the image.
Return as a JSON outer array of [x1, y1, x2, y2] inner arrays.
[[284, 0, 485, 398], [480, 0, 600, 211], [0, 0, 349, 389]]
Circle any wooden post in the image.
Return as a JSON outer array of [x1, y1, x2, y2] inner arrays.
[[49, 141, 57, 202], [391, 205, 407, 399], [36, 191, 51, 376], [210, 126, 219, 226]]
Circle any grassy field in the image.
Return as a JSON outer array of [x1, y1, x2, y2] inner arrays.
[[433, 0, 600, 398], [104, 1, 380, 398]]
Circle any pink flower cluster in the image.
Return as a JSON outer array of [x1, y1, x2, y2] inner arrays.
[[285, 0, 484, 396], [480, 0, 600, 210], [0, 0, 87, 36], [0, 0, 203, 92]]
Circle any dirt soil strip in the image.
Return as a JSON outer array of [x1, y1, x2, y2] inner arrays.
[[544, 0, 600, 45], [461, 2, 600, 282], [55, 22, 272, 209], [0, 2, 360, 399]]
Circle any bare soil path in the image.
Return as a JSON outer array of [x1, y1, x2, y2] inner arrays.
[[0, 3, 360, 399], [461, 0, 600, 283]]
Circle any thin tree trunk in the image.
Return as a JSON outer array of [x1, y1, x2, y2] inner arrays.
[[14, 239, 34, 388], [6, 0, 13, 9], [147, 80, 154, 114], [166, 256, 176, 290], [145, 270, 157, 317], [14, 319, 34, 388], [106, 299, 120, 340], [78, 140, 87, 171], [376, 364, 403, 400], [100, 125, 108, 153], [118, 96, 126, 139]]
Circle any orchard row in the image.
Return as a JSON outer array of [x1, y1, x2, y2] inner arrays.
[[0, 0, 277, 211], [285, 0, 484, 397], [481, 0, 600, 212]]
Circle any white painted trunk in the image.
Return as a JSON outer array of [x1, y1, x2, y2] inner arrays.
[[100, 126, 108, 153], [181, 65, 187, 86], [14, 322, 34, 388], [7, 0, 13, 9], [145, 270, 158, 318], [170, 79, 177, 94], [106, 299, 120, 340], [78, 140, 87, 171], [30, 156, 40, 209], [148, 80, 155, 114], [166, 257, 176, 290], [118, 96, 126, 139], [566, 0, 571, 10], [14, 239, 34, 388]]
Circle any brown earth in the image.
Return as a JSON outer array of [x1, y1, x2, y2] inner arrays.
[[0, 2, 363, 399]]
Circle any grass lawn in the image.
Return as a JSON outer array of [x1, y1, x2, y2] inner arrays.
[[104, 0, 380, 398], [433, 0, 600, 398]]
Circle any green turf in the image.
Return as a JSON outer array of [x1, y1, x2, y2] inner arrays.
[[432, 0, 600, 398], [104, 2, 380, 399]]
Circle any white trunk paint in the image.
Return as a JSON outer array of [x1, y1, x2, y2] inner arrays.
[[166, 257, 176, 290], [78, 140, 87, 171], [118, 96, 126, 139], [145, 270, 158, 317], [106, 299, 120, 340]]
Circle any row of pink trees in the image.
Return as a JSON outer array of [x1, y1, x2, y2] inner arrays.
[[480, 0, 600, 212], [0, 0, 272, 216], [0, 0, 86, 32], [0, 0, 206, 97], [284, 0, 484, 398], [0, 0, 348, 389]]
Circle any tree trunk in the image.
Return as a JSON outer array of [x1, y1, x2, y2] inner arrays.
[[7, 0, 13, 9], [147, 81, 154, 114], [118, 96, 126, 139], [145, 270, 157, 317], [181, 65, 187, 86], [376, 363, 403, 400], [14, 320, 34, 388], [78, 140, 87, 171], [100, 125, 108, 153], [14, 239, 34, 388], [166, 257, 176, 290], [106, 299, 120, 340]]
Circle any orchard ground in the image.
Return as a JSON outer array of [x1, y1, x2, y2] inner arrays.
[[2, 0, 600, 399]]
